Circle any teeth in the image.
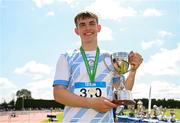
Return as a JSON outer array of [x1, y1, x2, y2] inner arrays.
[[85, 32, 93, 36]]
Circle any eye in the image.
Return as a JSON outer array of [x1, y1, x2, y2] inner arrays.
[[79, 23, 86, 27]]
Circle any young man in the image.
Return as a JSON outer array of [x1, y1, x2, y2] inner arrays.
[[53, 11, 143, 122]]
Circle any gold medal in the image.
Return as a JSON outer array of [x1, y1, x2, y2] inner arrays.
[[88, 88, 97, 95]]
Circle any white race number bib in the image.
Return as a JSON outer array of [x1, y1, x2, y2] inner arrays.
[[74, 82, 107, 98]]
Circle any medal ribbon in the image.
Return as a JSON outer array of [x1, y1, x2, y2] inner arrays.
[[80, 46, 100, 82]]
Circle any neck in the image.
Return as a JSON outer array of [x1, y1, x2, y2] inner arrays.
[[81, 40, 98, 51], [81, 45, 97, 51]]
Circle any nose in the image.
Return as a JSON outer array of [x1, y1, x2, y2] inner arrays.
[[84, 24, 90, 30]]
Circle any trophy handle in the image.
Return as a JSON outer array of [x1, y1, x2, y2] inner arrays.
[[103, 53, 114, 72]]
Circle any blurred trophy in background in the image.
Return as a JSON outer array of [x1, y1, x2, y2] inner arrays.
[[169, 109, 176, 122], [103, 52, 135, 105]]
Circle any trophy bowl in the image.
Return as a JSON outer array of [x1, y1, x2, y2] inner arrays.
[[111, 52, 129, 75]]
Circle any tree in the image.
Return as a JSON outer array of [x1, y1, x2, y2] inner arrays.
[[15, 89, 32, 110], [8, 99, 15, 109], [0, 100, 8, 111], [16, 89, 32, 99]]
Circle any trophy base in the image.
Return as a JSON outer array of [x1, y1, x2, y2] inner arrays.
[[112, 99, 136, 105]]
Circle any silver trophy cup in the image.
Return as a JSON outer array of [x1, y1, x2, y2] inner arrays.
[[104, 52, 135, 105]]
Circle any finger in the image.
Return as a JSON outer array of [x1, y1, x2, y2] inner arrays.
[[100, 108, 110, 113], [130, 55, 143, 63], [104, 108, 111, 112], [130, 61, 142, 67], [129, 51, 134, 57], [128, 51, 134, 61], [104, 99, 117, 108], [131, 58, 143, 63], [134, 53, 143, 60]]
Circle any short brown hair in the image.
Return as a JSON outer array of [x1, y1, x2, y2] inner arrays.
[[74, 11, 99, 27]]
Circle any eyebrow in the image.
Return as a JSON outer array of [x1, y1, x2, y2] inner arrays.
[[78, 20, 96, 25], [78, 22, 86, 26], [89, 20, 96, 24]]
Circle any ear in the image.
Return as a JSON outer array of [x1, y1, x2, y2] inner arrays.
[[97, 25, 101, 32], [74, 28, 79, 35]]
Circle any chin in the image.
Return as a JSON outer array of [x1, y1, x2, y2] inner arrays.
[[84, 37, 96, 42]]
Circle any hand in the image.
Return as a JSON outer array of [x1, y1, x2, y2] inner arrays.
[[87, 97, 117, 113], [128, 51, 143, 71]]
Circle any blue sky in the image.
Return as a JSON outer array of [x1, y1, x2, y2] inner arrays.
[[0, 0, 180, 103]]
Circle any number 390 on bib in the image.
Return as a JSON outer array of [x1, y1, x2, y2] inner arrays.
[[74, 82, 107, 98]]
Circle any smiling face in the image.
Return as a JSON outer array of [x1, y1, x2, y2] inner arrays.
[[75, 17, 101, 47]]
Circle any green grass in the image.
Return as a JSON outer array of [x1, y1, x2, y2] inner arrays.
[[165, 109, 180, 120], [41, 109, 180, 122], [41, 112, 63, 123]]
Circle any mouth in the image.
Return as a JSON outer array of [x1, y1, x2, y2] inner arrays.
[[83, 32, 94, 36]]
